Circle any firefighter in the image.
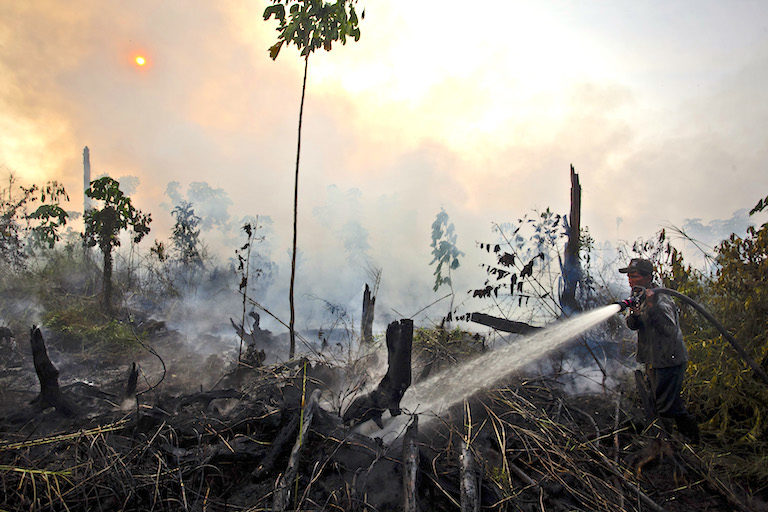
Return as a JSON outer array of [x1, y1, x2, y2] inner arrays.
[[620, 258, 700, 443]]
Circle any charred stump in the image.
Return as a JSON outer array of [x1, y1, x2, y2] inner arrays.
[[29, 326, 74, 416], [123, 362, 138, 398], [343, 319, 413, 427], [361, 283, 376, 344]]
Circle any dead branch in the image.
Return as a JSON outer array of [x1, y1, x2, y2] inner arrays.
[[459, 439, 479, 512], [402, 415, 419, 512]]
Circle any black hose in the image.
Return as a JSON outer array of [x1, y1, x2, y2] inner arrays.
[[650, 287, 768, 387]]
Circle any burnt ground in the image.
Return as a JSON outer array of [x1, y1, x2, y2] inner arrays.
[[0, 326, 766, 512]]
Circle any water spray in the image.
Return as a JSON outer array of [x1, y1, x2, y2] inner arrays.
[[615, 287, 768, 386], [370, 305, 622, 443]]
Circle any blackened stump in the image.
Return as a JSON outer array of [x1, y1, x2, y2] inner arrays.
[[29, 326, 74, 416], [343, 319, 413, 427]]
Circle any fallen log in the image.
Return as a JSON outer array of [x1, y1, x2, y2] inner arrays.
[[468, 312, 540, 334], [29, 326, 74, 416], [402, 415, 419, 512], [273, 388, 321, 511]]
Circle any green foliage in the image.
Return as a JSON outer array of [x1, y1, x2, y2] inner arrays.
[[170, 201, 203, 265], [263, 0, 362, 59], [84, 177, 151, 312], [83, 177, 151, 250], [0, 177, 70, 269], [429, 208, 463, 293], [43, 301, 139, 356]]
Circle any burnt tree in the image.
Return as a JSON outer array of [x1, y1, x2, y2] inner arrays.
[[343, 319, 413, 427], [361, 283, 376, 344], [561, 164, 582, 315]]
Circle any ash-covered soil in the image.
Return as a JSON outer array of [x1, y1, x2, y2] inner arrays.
[[0, 325, 764, 512]]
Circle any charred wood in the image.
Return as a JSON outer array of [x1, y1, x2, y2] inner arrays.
[[124, 362, 138, 398], [361, 283, 376, 344], [402, 415, 419, 512], [468, 312, 540, 334], [273, 388, 321, 511], [29, 326, 74, 416], [459, 439, 479, 512], [560, 164, 582, 315], [343, 319, 413, 427], [252, 410, 300, 480]]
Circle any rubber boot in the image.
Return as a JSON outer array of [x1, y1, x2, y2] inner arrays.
[[675, 414, 700, 444]]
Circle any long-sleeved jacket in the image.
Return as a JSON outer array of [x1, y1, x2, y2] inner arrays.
[[626, 286, 687, 368]]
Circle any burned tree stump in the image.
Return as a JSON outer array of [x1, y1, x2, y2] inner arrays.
[[29, 326, 74, 416], [123, 362, 138, 398], [379, 319, 412, 415], [361, 283, 376, 344], [343, 319, 413, 427]]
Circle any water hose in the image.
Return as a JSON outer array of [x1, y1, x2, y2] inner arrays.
[[619, 288, 768, 387]]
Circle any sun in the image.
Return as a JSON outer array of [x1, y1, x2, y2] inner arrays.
[[134, 55, 146, 67]]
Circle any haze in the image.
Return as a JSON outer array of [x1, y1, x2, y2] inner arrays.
[[2, 0, 767, 329]]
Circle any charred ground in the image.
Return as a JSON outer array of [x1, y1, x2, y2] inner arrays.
[[0, 319, 764, 512]]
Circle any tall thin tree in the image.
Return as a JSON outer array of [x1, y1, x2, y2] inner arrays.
[[264, 0, 362, 358]]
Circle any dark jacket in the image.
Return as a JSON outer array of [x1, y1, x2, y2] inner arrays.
[[626, 286, 687, 368]]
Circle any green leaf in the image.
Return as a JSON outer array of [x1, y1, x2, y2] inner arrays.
[[269, 41, 283, 60]]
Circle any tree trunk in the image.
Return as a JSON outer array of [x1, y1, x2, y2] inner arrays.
[[361, 283, 375, 344], [102, 242, 113, 313], [561, 164, 582, 316], [289, 55, 310, 360]]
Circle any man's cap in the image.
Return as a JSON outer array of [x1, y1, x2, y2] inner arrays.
[[619, 258, 654, 275]]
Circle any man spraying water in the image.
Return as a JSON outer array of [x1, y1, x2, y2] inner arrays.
[[620, 258, 700, 443]]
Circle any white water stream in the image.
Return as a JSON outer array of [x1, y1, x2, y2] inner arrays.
[[369, 304, 622, 443]]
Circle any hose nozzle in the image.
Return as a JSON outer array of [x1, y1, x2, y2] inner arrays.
[[615, 286, 647, 312]]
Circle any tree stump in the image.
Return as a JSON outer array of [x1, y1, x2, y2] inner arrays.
[[29, 326, 74, 415], [343, 319, 413, 427]]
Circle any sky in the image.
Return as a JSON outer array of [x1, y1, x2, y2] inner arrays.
[[2, 0, 768, 332]]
